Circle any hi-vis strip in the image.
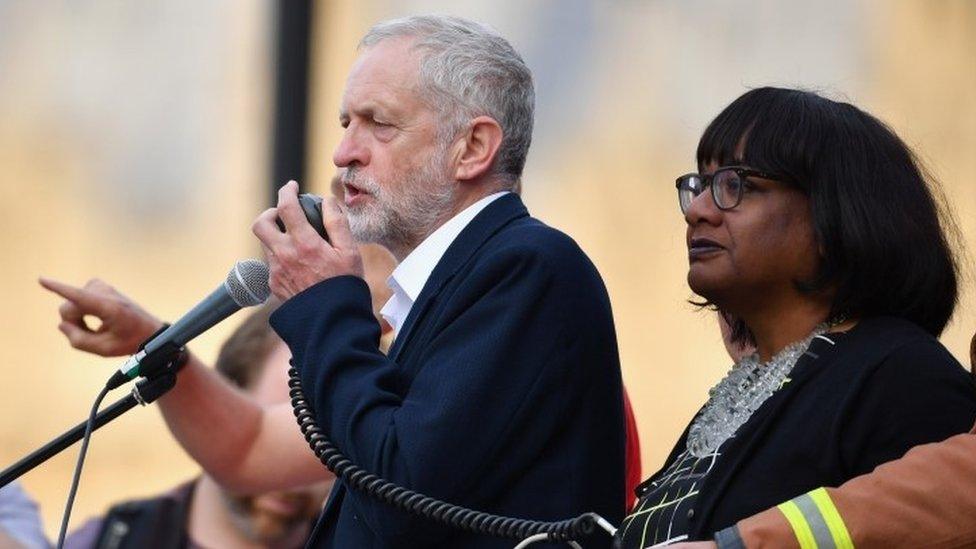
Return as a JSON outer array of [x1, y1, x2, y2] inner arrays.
[[777, 488, 854, 549]]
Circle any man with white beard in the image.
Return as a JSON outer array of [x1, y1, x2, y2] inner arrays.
[[45, 15, 625, 548]]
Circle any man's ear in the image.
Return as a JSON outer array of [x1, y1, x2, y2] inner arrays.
[[452, 116, 504, 182]]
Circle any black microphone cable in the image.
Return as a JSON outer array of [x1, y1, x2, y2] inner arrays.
[[47, 260, 270, 547], [55, 384, 110, 548], [54, 333, 185, 549], [287, 367, 617, 546]]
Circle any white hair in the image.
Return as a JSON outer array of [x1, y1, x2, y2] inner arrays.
[[361, 15, 535, 187]]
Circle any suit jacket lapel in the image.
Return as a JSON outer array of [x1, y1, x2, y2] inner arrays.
[[388, 193, 529, 362]]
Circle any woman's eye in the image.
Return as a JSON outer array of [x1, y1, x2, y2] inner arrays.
[[727, 177, 758, 194]]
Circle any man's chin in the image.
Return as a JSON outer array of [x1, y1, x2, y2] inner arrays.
[[224, 494, 312, 545], [348, 216, 396, 248], [246, 509, 308, 544]]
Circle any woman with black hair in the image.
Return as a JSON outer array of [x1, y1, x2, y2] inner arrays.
[[615, 87, 976, 548]]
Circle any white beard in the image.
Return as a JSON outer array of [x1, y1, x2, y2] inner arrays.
[[343, 150, 456, 255]]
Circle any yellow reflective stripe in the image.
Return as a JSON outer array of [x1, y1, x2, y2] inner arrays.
[[809, 488, 854, 549], [777, 500, 819, 549]]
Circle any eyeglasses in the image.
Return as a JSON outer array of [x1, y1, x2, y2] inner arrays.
[[675, 166, 792, 215]]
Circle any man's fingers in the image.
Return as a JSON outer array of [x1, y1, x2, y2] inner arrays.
[[276, 181, 317, 239], [39, 276, 83, 300], [252, 207, 289, 248], [59, 321, 94, 350], [59, 321, 115, 356], [39, 277, 109, 316], [58, 300, 86, 325], [321, 197, 356, 250]]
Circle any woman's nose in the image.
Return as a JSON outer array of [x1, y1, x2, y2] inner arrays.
[[685, 188, 722, 226]]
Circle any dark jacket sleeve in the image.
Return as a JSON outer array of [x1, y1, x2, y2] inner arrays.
[[271, 239, 622, 544]]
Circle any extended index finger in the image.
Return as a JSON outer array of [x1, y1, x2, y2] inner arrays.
[[38, 277, 110, 315]]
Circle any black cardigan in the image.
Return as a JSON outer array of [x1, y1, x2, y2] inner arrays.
[[642, 316, 976, 541]]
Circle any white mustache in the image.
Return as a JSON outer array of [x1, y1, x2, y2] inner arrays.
[[343, 169, 380, 195]]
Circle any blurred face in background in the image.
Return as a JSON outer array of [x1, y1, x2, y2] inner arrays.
[[333, 36, 458, 257], [221, 342, 332, 544]]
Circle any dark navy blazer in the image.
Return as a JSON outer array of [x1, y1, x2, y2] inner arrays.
[[271, 194, 626, 548]]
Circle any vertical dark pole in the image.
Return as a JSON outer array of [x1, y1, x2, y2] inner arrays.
[[270, 0, 314, 206]]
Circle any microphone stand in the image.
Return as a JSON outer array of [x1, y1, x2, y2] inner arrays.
[[0, 363, 178, 489]]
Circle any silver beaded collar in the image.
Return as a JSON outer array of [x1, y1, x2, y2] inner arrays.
[[686, 323, 832, 458]]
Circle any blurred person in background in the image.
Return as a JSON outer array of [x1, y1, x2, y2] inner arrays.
[[63, 306, 331, 549], [0, 482, 49, 548], [614, 87, 976, 548]]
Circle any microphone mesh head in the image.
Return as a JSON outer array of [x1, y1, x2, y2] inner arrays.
[[225, 259, 271, 307]]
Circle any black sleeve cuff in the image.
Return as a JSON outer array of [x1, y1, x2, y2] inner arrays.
[[714, 525, 747, 549]]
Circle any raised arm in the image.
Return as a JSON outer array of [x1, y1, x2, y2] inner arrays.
[[38, 277, 327, 493]]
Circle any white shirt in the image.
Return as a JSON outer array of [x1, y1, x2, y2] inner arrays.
[[380, 191, 510, 337]]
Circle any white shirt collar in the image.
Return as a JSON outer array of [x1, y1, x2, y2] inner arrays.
[[380, 191, 509, 336]]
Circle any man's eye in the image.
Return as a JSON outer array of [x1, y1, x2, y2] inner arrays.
[[373, 121, 396, 140]]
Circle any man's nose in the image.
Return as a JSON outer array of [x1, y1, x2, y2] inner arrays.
[[333, 124, 370, 168]]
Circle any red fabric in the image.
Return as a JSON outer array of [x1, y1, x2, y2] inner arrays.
[[622, 388, 641, 512]]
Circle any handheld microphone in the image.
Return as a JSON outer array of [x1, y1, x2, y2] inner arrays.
[[275, 193, 329, 242], [106, 259, 271, 389]]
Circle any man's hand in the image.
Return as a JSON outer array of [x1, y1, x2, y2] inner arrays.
[[668, 542, 717, 548], [38, 277, 163, 357], [252, 180, 364, 300]]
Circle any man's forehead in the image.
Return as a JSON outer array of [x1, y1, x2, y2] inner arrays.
[[340, 38, 424, 116], [339, 89, 412, 119]]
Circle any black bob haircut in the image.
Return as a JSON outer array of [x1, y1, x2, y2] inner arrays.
[[697, 87, 959, 340]]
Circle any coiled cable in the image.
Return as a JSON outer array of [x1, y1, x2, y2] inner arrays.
[[287, 367, 610, 543]]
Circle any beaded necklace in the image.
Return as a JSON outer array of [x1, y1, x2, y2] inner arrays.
[[687, 322, 832, 458]]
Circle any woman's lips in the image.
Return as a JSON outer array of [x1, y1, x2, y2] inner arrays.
[[688, 238, 724, 260]]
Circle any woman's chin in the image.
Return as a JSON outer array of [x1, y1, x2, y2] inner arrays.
[[687, 269, 729, 302]]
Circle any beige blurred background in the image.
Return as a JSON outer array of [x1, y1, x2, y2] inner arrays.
[[0, 0, 973, 540]]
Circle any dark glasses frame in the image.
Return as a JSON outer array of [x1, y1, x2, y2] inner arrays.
[[675, 165, 793, 214]]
